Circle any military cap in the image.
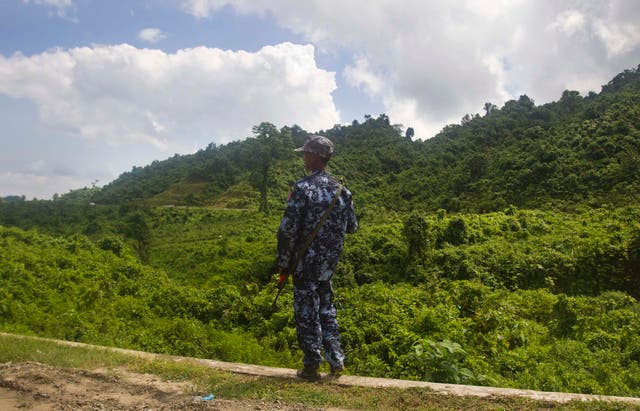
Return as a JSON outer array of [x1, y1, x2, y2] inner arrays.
[[294, 135, 334, 158]]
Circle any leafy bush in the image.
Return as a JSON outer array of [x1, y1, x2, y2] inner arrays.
[[5, 204, 640, 396]]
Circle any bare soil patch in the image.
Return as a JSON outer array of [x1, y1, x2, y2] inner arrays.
[[0, 361, 320, 410]]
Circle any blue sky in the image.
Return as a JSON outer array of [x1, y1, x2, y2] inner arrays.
[[1, 0, 639, 199]]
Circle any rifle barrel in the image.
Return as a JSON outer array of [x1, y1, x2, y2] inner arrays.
[[271, 286, 285, 309]]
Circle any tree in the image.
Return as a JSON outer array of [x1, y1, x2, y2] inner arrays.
[[466, 154, 488, 180], [405, 127, 415, 141], [461, 114, 478, 125], [403, 211, 431, 259], [244, 122, 293, 212], [483, 102, 497, 116], [443, 217, 467, 245], [517, 95, 535, 109], [558, 90, 583, 115], [121, 211, 150, 260]]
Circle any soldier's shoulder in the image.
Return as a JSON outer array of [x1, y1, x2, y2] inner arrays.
[[294, 174, 313, 187]]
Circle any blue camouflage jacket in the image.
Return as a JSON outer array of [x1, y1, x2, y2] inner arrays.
[[277, 170, 358, 281]]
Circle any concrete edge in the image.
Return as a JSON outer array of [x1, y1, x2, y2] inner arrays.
[[2, 332, 639, 405]]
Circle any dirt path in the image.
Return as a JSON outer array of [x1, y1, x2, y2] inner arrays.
[[0, 361, 325, 410], [1, 332, 640, 409]]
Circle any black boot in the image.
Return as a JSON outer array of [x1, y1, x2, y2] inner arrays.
[[329, 364, 344, 378], [296, 364, 321, 381]]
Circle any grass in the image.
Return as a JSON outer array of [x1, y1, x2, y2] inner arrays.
[[0, 332, 637, 411]]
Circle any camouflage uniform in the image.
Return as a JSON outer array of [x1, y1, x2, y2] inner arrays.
[[277, 170, 358, 369]]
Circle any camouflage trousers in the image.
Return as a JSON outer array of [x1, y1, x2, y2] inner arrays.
[[293, 279, 345, 369]]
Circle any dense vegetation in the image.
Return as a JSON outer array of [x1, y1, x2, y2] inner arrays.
[[73, 65, 640, 213], [2, 65, 640, 397]]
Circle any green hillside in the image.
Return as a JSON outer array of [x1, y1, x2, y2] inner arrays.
[[85, 65, 640, 213], [2, 65, 640, 397], [3, 206, 640, 395]]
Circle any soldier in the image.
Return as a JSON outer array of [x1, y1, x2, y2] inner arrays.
[[277, 135, 358, 381]]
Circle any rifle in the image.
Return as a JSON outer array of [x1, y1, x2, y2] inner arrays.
[[271, 272, 289, 310], [271, 184, 343, 309]]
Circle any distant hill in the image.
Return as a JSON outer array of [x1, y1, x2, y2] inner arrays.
[[91, 64, 640, 213]]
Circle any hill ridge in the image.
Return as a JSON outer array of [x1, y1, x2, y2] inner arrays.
[[85, 64, 640, 213]]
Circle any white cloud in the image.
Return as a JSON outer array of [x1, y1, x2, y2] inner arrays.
[[0, 171, 84, 200], [482, 54, 512, 104], [548, 10, 586, 36], [23, 0, 76, 19], [0, 42, 339, 153], [180, 0, 261, 18], [343, 56, 384, 97], [24, 0, 73, 8], [180, 0, 221, 18], [594, 21, 640, 57], [180, 0, 640, 138], [138, 28, 168, 44]]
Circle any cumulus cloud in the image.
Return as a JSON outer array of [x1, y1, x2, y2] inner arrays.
[[594, 21, 640, 57], [180, 0, 640, 138], [180, 0, 265, 18], [180, 0, 223, 18], [23, 0, 76, 19], [548, 10, 586, 35], [343, 56, 384, 97], [0, 43, 339, 153], [138, 28, 167, 44]]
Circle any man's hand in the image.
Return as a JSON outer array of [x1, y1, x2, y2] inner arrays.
[[277, 268, 289, 289], [271, 268, 290, 309]]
